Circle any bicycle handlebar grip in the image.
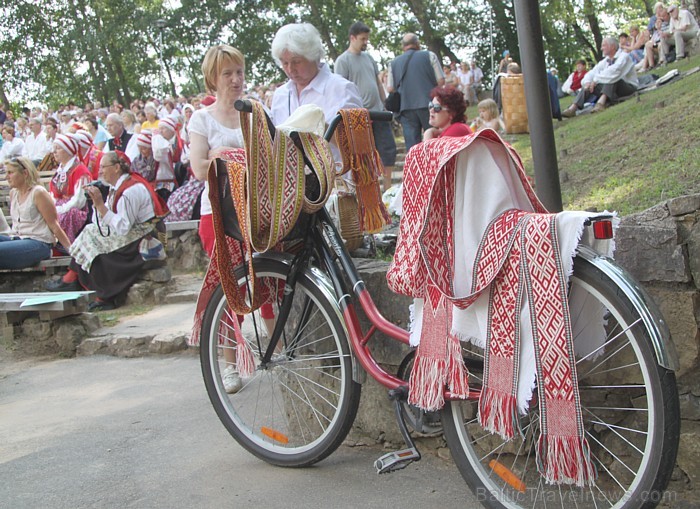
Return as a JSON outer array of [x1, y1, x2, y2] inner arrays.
[[369, 111, 394, 122], [234, 99, 253, 113]]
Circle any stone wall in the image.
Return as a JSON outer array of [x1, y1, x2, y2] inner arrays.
[[2, 228, 208, 356], [612, 193, 700, 497]]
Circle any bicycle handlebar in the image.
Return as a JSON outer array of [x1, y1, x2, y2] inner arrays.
[[234, 99, 393, 142]]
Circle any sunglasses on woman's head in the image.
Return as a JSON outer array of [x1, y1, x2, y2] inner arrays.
[[428, 102, 444, 112]]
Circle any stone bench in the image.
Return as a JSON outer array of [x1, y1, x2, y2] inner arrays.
[[0, 291, 93, 342]]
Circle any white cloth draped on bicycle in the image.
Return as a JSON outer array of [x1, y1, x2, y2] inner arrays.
[[387, 129, 615, 486]]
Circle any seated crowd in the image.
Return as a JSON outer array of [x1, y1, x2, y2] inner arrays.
[[0, 8, 695, 311]]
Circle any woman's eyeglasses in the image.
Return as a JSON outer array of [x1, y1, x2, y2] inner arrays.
[[428, 102, 444, 112]]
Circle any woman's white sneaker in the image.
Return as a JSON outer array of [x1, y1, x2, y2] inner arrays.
[[222, 365, 242, 394]]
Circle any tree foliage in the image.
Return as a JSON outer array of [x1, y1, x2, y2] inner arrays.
[[0, 0, 656, 108]]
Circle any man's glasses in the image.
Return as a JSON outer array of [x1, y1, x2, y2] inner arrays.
[[428, 102, 444, 112]]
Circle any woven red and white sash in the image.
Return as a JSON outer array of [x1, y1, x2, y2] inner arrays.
[[387, 130, 595, 486]]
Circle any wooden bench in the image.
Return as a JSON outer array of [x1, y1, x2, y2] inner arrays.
[[0, 256, 71, 275], [165, 219, 200, 232]]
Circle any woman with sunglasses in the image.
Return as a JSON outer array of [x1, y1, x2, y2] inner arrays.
[[423, 86, 472, 140], [0, 157, 71, 269]]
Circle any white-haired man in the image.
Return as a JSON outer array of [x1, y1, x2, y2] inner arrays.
[[562, 37, 638, 117], [660, 4, 699, 62], [22, 118, 52, 165]]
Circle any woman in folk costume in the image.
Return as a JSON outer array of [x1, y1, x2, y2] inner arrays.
[[189, 44, 276, 394], [50, 133, 91, 243], [74, 129, 103, 180], [69, 151, 168, 311], [130, 130, 158, 183], [150, 116, 181, 200]]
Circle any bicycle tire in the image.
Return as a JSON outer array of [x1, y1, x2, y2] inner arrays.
[[441, 255, 680, 509], [200, 257, 361, 467]]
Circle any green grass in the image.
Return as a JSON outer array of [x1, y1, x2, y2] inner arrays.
[[489, 56, 700, 215]]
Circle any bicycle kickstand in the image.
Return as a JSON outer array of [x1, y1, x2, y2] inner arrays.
[[374, 386, 421, 474]]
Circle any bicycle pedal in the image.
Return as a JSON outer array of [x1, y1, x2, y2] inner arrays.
[[374, 447, 421, 474]]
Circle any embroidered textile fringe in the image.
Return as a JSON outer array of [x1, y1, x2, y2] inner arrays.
[[478, 388, 519, 441], [336, 109, 391, 233], [537, 435, 597, 487], [232, 318, 256, 378]]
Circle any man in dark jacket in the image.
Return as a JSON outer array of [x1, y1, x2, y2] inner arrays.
[[387, 33, 445, 152]]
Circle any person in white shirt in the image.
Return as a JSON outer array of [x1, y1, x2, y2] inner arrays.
[[68, 151, 166, 311], [270, 23, 363, 142], [562, 37, 638, 117], [464, 60, 484, 106], [660, 4, 699, 62], [0, 126, 25, 167], [150, 116, 180, 198], [22, 118, 52, 165]]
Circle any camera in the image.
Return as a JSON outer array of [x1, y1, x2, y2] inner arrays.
[[84, 180, 110, 202]]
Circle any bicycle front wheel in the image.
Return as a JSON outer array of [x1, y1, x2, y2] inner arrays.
[[200, 257, 361, 467], [442, 256, 680, 509]]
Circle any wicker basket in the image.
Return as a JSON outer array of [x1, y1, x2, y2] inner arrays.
[[501, 75, 529, 134], [337, 193, 364, 251]]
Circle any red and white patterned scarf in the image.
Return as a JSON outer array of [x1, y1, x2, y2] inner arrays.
[[387, 130, 596, 486]]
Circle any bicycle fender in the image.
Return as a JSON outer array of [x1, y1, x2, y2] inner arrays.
[[576, 245, 680, 371], [253, 251, 364, 383]]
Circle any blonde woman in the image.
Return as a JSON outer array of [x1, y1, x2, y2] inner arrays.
[[0, 157, 71, 269]]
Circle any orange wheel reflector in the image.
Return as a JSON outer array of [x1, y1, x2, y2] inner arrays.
[[261, 426, 289, 444], [488, 459, 526, 493]]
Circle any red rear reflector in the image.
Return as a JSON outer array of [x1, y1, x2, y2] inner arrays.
[[592, 220, 613, 240]]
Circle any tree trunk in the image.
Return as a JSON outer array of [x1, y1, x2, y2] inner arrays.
[[583, 0, 603, 60], [485, 0, 520, 64], [0, 80, 11, 110], [307, 1, 339, 60], [404, 0, 459, 64]]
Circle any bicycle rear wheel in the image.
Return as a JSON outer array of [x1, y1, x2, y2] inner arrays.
[[442, 256, 680, 509], [200, 257, 361, 467]]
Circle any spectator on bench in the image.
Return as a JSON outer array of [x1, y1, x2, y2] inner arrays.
[[0, 126, 25, 169], [660, 4, 699, 62], [50, 134, 91, 243], [64, 151, 168, 311], [22, 118, 52, 166], [0, 158, 71, 270], [562, 36, 638, 117]]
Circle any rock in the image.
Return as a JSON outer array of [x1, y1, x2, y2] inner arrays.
[[140, 266, 172, 283], [668, 194, 700, 217], [677, 420, 700, 484], [77, 337, 109, 356], [437, 447, 452, 461], [679, 392, 700, 421], [615, 208, 690, 283], [687, 222, 700, 290], [125, 282, 153, 306], [149, 333, 188, 354], [165, 290, 198, 304], [645, 287, 699, 377], [54, 320, 87, 357], [110, 334, 152, 358]]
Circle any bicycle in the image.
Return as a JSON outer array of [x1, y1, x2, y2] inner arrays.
[[199, 100, 680, 509]]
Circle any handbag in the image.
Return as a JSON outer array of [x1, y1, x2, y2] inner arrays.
[[384, 50, 416, 113], [385, 91, 401, 113]]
